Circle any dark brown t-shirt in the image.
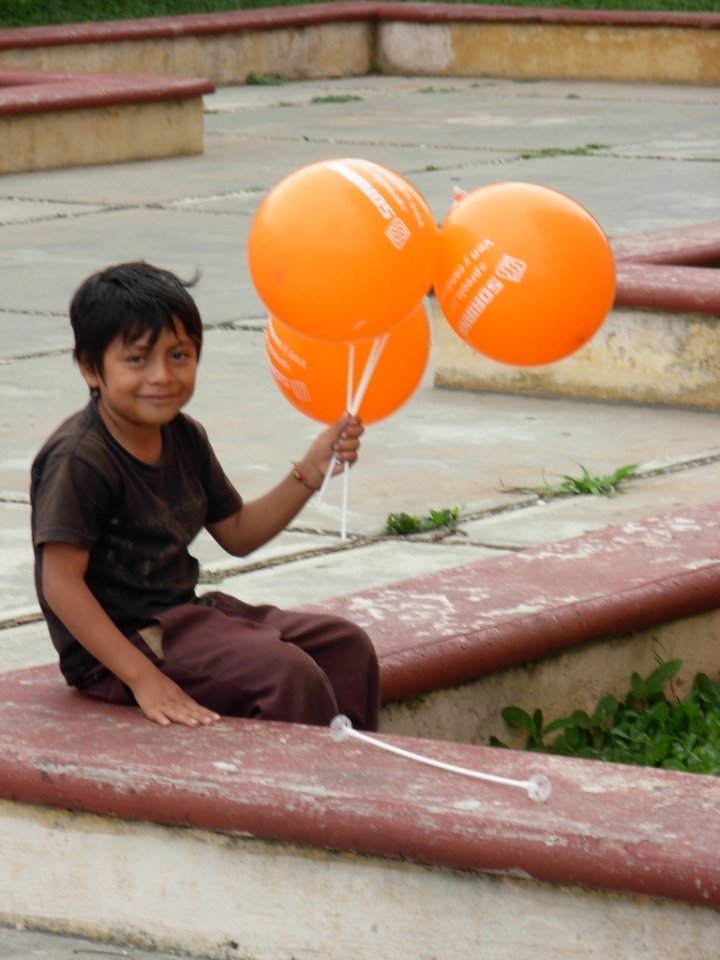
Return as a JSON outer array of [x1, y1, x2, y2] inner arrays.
[[31, 402, 242, 685]]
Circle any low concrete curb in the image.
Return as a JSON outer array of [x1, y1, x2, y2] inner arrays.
[[0, 2, 717, 86], [303, 502, 720, 699], [434, 221, 720, 408], [3, 505, 720, 953], [0, 68, 213, 173], [0, 666, 719, 960]]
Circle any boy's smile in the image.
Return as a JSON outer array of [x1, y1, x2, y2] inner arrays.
[[80, 319, 197, 462]]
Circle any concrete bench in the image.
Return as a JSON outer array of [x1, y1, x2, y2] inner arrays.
[[0, 2, 718, 86], [1, 663, 720, 959], [0, 67, 213, 174], [1, 503, 720, 958]]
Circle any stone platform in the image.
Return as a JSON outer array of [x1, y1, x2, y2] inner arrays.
[[0, 68, 212, 174], [1, 665, 719, 960], [0, 2, 718, 86]]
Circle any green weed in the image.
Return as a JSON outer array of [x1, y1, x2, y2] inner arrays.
[[492, 661, 720, 776], [311, 94, 362, 104], [246, 72, 285, 85], [501, 463, 638, 499], [520, 143, 610, 160], [385, 507, 461, 536], [520, 143, 610, 159]]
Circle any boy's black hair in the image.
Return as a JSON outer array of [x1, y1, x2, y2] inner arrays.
[[70, 262, 203, 373]]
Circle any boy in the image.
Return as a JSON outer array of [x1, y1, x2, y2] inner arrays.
[[31, 262, 378, 731]]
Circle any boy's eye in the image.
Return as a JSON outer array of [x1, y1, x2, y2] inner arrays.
[[171, 350, 192, 361], [127, 355, 146, 364]]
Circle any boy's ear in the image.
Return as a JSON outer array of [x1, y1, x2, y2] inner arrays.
[[77, 353, 101, 390]]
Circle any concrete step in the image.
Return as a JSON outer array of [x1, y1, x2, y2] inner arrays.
[[3, 506, 720, 957], [0, 69, 212, 174], [1, 665, 719, 960], [0, 2, 718, 86]]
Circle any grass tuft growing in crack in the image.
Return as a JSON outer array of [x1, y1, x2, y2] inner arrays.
[[311, 94, 362, 104], [520, 143, 610, 159], [501, 463, 638, 499], [385, 507, 461, 536]]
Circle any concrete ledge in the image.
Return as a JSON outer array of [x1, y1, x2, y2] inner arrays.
[[0, 9, 374, 85], [0, 2, 717, 85], [612, 220, 720, 268], [304, 502, 720, 703], [4, 506, 720, 947], [3, 797, 719, 960], [1, 666, 720, 916], [434, 221, 720, 408], [0, 69, 213, 173], [615, 263, 720, 315]]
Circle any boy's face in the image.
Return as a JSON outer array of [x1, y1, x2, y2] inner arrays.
[[80, 318, 198, 430]]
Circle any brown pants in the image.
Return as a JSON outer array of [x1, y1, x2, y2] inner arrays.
[[77, 592, 379, 731]]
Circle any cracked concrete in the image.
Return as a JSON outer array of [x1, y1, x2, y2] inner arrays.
[[1, 73, 719, 668]]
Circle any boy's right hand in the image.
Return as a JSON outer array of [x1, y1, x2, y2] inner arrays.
[[130, 668, 221, 728]]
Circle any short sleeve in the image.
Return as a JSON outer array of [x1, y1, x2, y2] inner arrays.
[[33, 453, 112, 550], [184, 418, 242, 525]]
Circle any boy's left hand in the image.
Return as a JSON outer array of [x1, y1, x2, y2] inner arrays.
[[297, 414, 364, 490]]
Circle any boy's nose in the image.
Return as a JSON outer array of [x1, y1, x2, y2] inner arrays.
[[147, 359, 173, 383]]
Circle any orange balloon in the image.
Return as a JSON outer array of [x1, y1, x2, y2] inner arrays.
[[265, 304, 430, 425], [249, 159, 439, 343], [434, 182, 615, 366]]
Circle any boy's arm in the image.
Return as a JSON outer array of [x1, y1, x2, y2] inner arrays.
[[207, 413, 362, 558], [42, 541, 220, 728]]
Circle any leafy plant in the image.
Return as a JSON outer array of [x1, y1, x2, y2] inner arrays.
[[311, 94, 362, 104], [501, 462, 638, 499], [385, 506, 461, 536], [246, 72, 285, 85], [492, 660, 720, 776]]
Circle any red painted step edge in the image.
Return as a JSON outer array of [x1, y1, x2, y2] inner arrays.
[[612, 220, 720, 268], [1, 664, 719, 909], [299, 503, 720, 703], [615, 263, 720, 315], [0, 1, 718, 52], [0, 69, 214, 116]]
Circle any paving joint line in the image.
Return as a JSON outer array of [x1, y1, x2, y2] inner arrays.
[[197, 535, 384, 583], [0, 320, 267, 364], [0, 307, 66, 317], [0, 347, 73, 365], [3, 442, 720, 629], [0, 208, 114, 228], [204, 132, 712, 164]]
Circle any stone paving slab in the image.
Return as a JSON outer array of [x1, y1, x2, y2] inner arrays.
[[205, 86, 716, 154], [0, 622, 56, 674], [0, 313, 72, 360], [459, 460, 720, 548], [0, 208, 265, 322], [206, 539, 502, 608], [414, 155, 720, 236]]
